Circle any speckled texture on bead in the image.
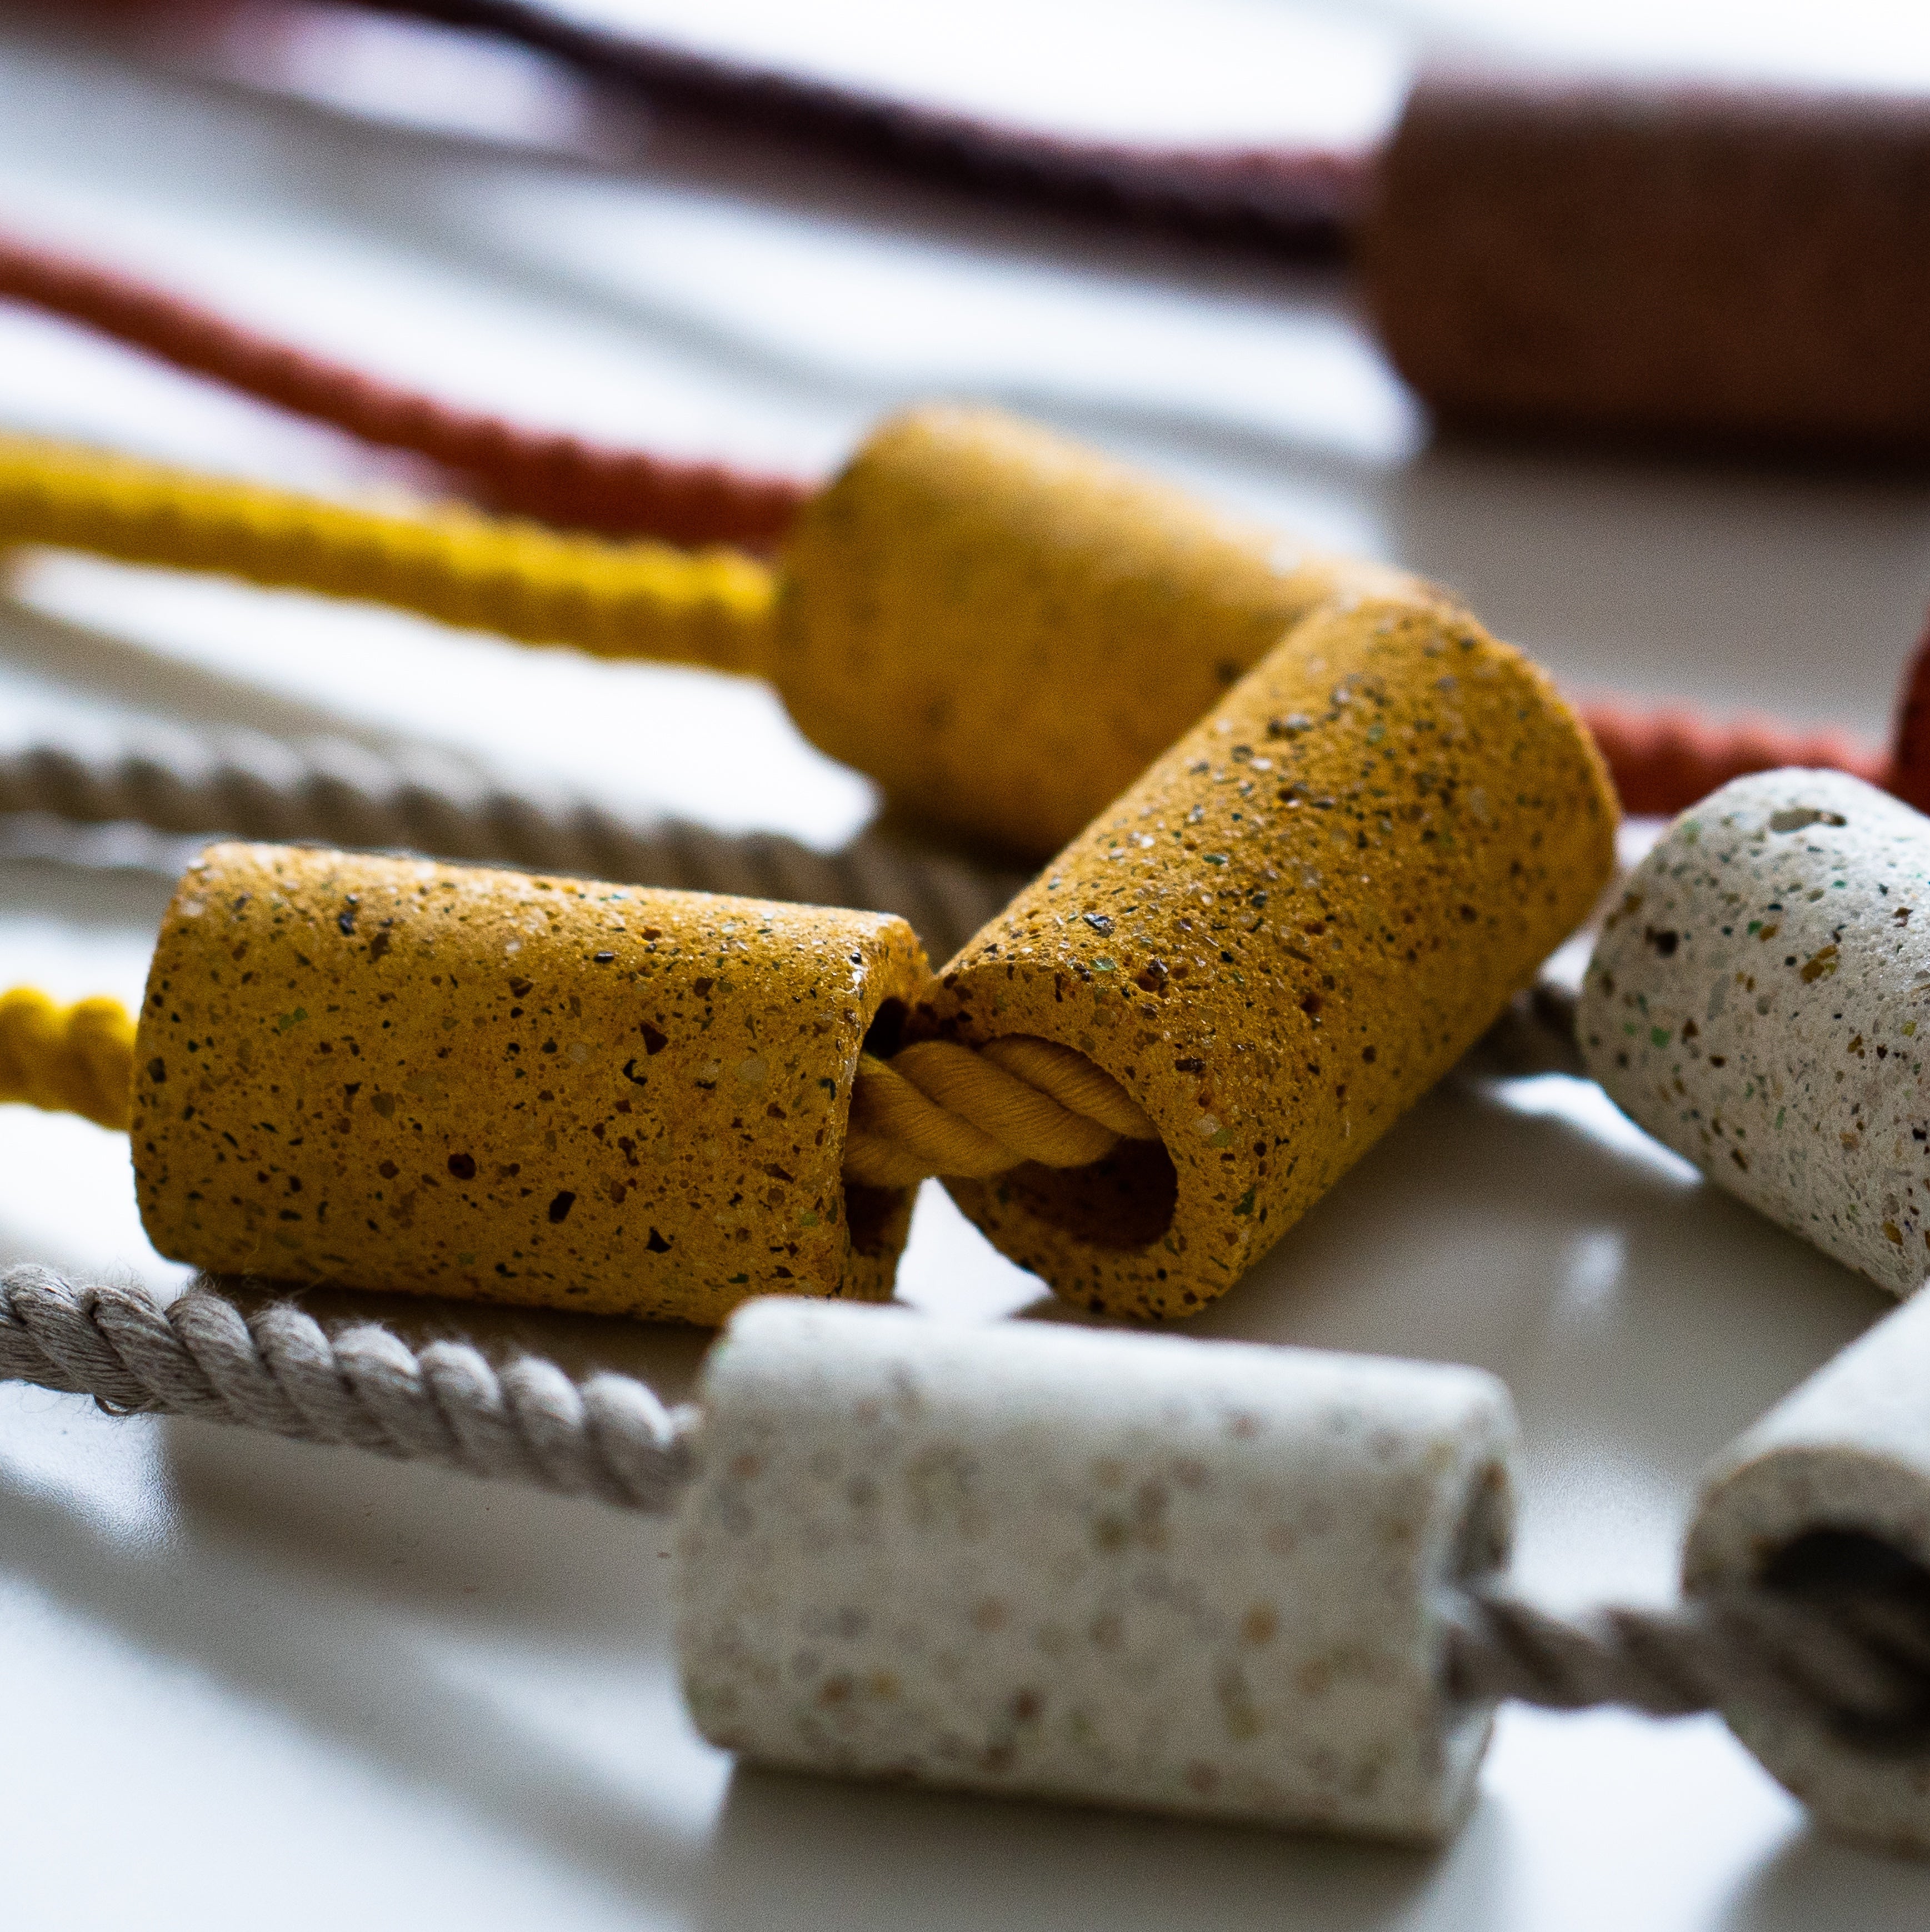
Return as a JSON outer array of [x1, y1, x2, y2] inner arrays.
[[676, 1298, 1517, 1842], [775, 404, 1420, 862], [132, 843, 928, 1322], [1686, 1288, 1930, 1853], [1581, 770, 1930, 1297], [914, 595, 1617, 1319]]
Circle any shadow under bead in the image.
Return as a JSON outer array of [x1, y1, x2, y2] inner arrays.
[[130, 844, 928, 1322], [915, 595, 1618, 1319]]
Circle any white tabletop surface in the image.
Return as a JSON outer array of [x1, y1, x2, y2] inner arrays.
[[4, 3, 1930, 1926]]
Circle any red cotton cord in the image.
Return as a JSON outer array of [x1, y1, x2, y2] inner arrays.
[[2, 223, 1924, 827], [1579, 703, 1891, 817], [0, 229, 811, 547]]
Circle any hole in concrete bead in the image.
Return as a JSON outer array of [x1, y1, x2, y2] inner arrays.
[[1758, 1528, 1930, 1755], [1440, 1453, 1516, 1717], [1449, 1458, 1513, 1589], [860, 998, 908, 1060], [999, 1136, 1179, 1251]]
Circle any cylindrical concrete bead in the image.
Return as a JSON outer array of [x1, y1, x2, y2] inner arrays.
[[1581, 770, 1930, 1298], [1364, 73, 1930, 454], [1686, 1289, 1930, 1853], [131, 843, 928, 1322], [774, 405, 1420, 860], [913, 595, 1617, 1318], [676, 1297, 1517, 1841]]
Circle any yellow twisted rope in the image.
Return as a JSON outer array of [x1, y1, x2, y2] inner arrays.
[[843, 1037, 1159, 1186], [0, 988, 137, 1131], [0, 434, 776, 675], [0, 986, 1157, 1178]]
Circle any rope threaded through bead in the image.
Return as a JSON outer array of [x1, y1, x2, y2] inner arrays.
[[4, 1260, 1930, 1748], [0, 983, 1158, 1184], [0, 429, 1908, 824]]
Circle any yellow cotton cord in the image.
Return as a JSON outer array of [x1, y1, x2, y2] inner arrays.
[[0, 987, 136, 1131], [0, 434, 777, 676], [0, 979, 1158, 1182], [843, 1036, 1161, 1189]]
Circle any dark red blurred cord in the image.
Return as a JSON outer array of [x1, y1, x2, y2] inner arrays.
[[354, 0, 1365, 258]]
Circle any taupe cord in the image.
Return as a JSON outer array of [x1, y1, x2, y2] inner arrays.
[[0, 1263, 692, 1510], [5, 1262, 1927, 1746], [0, 725, 1027, 965], [0, 725, 1591, 1078]]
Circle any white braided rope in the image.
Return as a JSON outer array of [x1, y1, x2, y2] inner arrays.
[[0, 725, 1028, 964], [0, 1263, 693, 1510]]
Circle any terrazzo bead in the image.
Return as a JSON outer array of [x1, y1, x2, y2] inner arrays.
[[1686, 1288, 1930, 1853], [1580, 770, 1930, 1297], [775, 404, 1420, 861], [131, 843, 928, 1322], [675, 1297, 1518, 1842], [1365, 72, 1930, 455], [914, 595, 1617, 1319]]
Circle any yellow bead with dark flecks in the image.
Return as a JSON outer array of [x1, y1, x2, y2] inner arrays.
[[131, 843, 927, 1323], [915, 594, 1618, 1320], [775, 405, 1426, 862]]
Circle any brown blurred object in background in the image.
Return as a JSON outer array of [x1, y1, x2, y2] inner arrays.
[[1364, 70, 1930, 457]]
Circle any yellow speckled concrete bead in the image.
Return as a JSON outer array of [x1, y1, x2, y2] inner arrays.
[[917, 597, 1617, 1318], [131, 844, 928, 1323], [775, 405, 1423, 860]]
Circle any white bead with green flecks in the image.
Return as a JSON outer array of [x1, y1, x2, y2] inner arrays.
[[673, 1298, 1517, 1844], [1581, 770, 1930, 1297]]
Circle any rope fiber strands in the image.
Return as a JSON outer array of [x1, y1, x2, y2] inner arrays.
[[4, 1260, 1929, 1741], [0, 1263, 693, 1508], [1581, 702, 1891, 817], [0, 229, 810, 547], [0, 433, 776, 672]]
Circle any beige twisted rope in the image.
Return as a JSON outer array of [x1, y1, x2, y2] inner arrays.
[[0, 725, 1028, 965], [0, 724, 1592, 1082], [5, 1263, 1927, 1743], [0, 1263, 692, 1510]]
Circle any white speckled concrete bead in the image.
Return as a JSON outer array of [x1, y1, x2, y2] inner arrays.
[[1686, 1290, 1930, 1853], [674, 1299, 1518, 1842], [1579, 770, 1930, 1295]]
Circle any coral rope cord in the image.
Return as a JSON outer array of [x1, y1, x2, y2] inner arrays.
[[0, 223, 1916, 818], [0, 229, 809, 547]]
